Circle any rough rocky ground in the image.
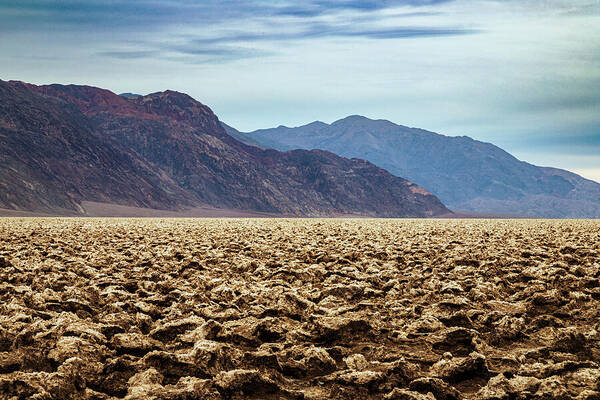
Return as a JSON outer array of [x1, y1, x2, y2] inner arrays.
[[0, 218, 599, 400]]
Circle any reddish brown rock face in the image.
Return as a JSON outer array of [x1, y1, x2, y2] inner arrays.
[[0, 80, 449, 217], [0, 218, 599, 399]]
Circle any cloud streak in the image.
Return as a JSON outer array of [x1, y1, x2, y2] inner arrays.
[[0, 0, 454, 27], [97, 50, 159, 60], [97, 24, 477, 63], [187, 25, 477, 45], [130, 24, 477, 63], [2, 0, 477, 63]]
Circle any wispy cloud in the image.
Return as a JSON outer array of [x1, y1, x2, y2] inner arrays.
[[97, 23, 477, 63], [0, 0, 455, 27], [1, 0, 595, 32], [3, 0, 477, 63], [164, 45, 274, 64], [97, 50, 159, 60], [186, 25, 476, 45]]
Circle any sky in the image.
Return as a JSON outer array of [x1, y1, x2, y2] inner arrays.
[[1, 0, 599, 182]]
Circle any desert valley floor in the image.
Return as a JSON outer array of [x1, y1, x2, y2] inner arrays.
[[0, 218, 599, 400]]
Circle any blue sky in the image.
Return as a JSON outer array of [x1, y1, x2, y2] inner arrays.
[[1, 0, 599, 181]]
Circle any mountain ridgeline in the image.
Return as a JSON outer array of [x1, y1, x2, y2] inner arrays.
[[226, 116, 600, 218], [0, 80, 449, 217]]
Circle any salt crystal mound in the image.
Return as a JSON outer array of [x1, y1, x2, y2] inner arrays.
[[0, 218, 599, 399]]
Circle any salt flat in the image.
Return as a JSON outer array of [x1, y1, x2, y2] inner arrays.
[[0, 218, 599, 399]]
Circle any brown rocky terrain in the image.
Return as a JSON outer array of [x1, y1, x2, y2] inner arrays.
[[1, 218, 599, 399], [0, 80, 448, 217]]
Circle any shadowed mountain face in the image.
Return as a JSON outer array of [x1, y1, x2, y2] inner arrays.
[[0, 81, 192, 213], [0, 81, 449, 217], [232, 116, 600, 217]]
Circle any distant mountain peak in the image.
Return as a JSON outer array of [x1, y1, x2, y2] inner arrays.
[[331, 115, 399, 130], [139, 90, 200, 105], [119, 92, 142, 99], [231, 116, 600, 217], [272, 120, 328, 130], [306, 120, 328, 127], [332, 115, 373, 124]]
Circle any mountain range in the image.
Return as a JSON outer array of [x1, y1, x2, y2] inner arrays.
[[225, 116, 600, 218], [0, 80, 449, 217]]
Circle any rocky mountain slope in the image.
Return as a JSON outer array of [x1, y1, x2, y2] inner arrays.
[[0, 81, 192, 214], [230, 116, 600, 217], [0, 81, 449, 217]]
